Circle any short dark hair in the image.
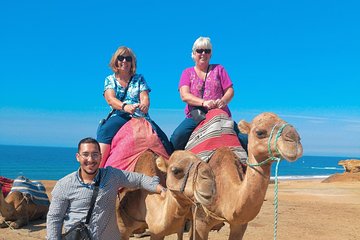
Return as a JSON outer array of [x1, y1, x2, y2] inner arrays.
[[78, 137, 101, 153]]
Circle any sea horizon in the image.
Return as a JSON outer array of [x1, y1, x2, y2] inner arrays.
[[0, 144, 354, 181]]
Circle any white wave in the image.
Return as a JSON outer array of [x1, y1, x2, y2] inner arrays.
[[310, 167, 343, 170], [271, 175, 330, 181]]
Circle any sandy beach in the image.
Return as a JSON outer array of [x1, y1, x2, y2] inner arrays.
[[1, 177, 359, 240]]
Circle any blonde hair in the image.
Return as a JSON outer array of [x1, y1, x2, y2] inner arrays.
[[191, 36, 212, 61], [109, 46, 137, 75]]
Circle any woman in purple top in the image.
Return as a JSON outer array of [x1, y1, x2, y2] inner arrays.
[[170, 36, 248, 151]]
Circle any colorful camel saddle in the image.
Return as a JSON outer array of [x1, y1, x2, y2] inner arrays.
[[103, 118, 169, 172], [10, 176, 50, 206], [0, 176, 14, 197], [185, 109, 247, 163]]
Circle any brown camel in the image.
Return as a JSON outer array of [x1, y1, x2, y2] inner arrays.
[[0, 183, 49, 229], [167, 112, 303, 240], [117, 150, 216, 240]]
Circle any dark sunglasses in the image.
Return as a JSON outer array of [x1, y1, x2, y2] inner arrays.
[[195, 49, 211, 54], [117, 55, 133, 62]]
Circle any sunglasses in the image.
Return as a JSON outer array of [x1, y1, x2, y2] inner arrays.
[[195, 49, 211, 54], [117, 55, 133, 62]]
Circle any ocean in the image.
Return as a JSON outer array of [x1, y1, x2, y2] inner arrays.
[[0, 145, 349, 181]]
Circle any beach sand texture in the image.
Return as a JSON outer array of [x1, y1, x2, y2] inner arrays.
[[1, 178, 359, 240]]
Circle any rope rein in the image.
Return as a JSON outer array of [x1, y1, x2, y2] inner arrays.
[[245, 122, 289, 240]]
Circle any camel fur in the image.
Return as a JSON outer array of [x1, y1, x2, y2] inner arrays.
[[167, 112, 303, 240], [0, 183, 49, 229], [116, 150, 216, 240]]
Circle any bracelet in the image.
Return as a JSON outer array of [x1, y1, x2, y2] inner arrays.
[[121, 102, 127, 110]]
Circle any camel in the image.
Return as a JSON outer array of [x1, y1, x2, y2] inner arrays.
[[103, 118, 216, 239], [167, 112, 303, 240], [0, 183, 49, 229], [116, 150, 216, 240]]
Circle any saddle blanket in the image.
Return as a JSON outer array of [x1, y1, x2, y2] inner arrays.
[[10, 176, 50, 206], [104, 118, 169, 172], [0, 176, 14, 198], [185, 109, 247, 163]]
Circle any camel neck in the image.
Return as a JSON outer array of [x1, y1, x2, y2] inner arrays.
[[0, 189, 11, 216]]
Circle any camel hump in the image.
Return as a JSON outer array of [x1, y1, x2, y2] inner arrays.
[[185, 109, 247, 163], [10, 176, 50, 206], [105, 118, 169, 172]]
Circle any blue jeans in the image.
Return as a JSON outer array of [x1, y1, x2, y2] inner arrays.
[[170, 118, 198, 151], [170, 118, 248, 152], [97, 111, 173, 155]]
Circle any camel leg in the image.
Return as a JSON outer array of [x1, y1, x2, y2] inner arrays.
[[10, 218, 27, 229], [176, 230, 183, 240], [193, 219, 211, 240], [228, 223, 248, 240], [149, 234, 164, 240], [0, 216, 9, 228]]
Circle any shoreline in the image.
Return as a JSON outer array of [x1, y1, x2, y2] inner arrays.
[[1, 177, 359, 239]]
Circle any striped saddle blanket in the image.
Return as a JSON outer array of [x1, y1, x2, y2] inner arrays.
[[10, 176, 50, 206], [185, 109, 247, 163], [0, 176, 14, 197]]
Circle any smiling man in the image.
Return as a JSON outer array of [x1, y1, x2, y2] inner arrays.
[[46, 137, 166, 240]]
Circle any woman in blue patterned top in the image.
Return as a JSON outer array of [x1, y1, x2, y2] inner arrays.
[[96, 46, 173, 163]]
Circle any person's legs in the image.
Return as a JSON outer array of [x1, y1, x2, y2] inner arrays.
[[233, 121, 248, 153], [99, 143, 111, 168], [170, 118, 198, 151], [148, 120, 174, 156], [96, 112, 130, 165]]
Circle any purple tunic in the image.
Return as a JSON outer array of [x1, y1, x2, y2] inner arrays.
[[179, 64, 233, 118]]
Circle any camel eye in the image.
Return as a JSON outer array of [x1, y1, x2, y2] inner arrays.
[[171, 166, 183, 176], [255, 130, 267, 138]]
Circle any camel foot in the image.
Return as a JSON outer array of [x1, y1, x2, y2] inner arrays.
[[0, 221, 9, 228], [9, 221, 21, 229], [211, 222, 225, 231], [132, 230, 151, 238]]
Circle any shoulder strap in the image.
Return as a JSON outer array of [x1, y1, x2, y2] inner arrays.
[[105, 75, 133, 119], [200, 65, 210, 98], [85, 172, 101, 224]]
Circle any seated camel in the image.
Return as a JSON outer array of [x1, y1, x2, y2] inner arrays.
[[101, 118, 216, 239], [0, 176, 49, 229], [167, 110, 303, 240]]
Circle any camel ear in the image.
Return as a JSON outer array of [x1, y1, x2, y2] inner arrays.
[[156, 156, 168, 173], [238, 120, 251, 134]]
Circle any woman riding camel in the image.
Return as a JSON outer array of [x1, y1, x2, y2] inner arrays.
[[97, 46, 173, 165], [170, 36, 248, 151]]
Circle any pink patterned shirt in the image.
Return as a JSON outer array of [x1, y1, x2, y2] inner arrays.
[[179, 64, 233, 118]]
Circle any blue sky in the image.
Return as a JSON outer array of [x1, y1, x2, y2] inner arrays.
[[0, 0, 359, 157]]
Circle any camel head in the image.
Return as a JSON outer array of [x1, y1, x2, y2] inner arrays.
[[238, 112, 303, 163], [157, 150, 216, 206]]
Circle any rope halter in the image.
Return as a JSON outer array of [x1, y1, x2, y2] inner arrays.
[[246, 122, 290, 167], [245, 122, 291, 240]]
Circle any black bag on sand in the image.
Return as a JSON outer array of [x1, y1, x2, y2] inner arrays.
[[61, 222, 91, 240]]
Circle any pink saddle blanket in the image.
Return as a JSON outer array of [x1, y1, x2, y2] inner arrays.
[[103, 118, 169, 172]]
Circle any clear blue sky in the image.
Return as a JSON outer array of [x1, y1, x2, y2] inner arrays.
[[0, 0, 359, 157]]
